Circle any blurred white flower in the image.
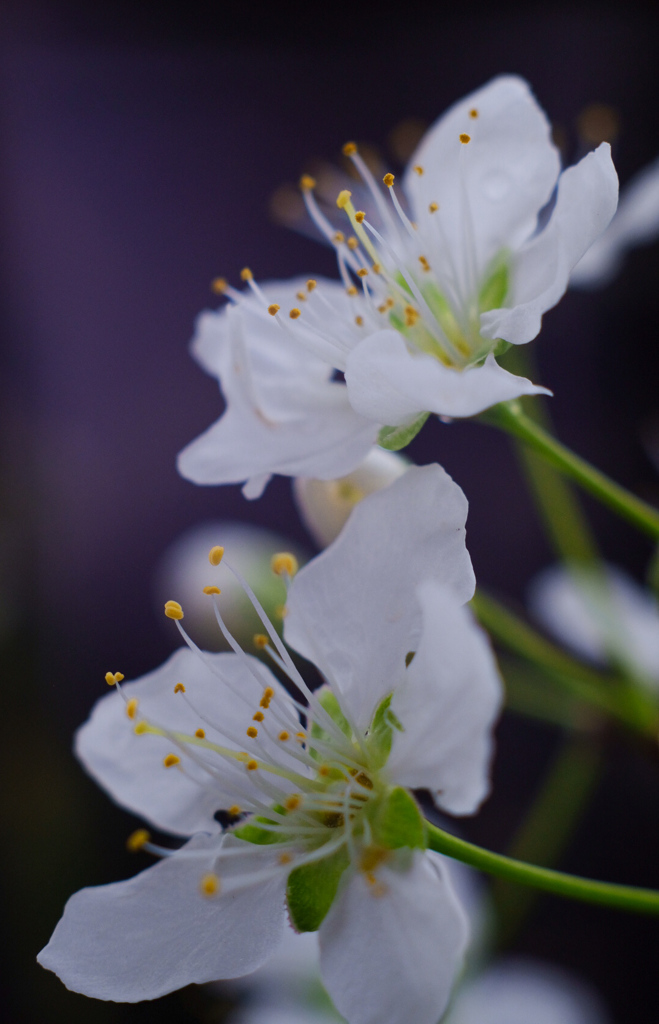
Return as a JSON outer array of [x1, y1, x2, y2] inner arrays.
[[294, 448, 410, 548], [571, 156, 659, 287], [177, 75, 617, 498], [528, 563, 659, 692], [153, 521, 308, 649]]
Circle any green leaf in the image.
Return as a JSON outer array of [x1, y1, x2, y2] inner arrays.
[[372, 787, 426, 850], [378, 413, 429, 451], [286, 844, 350, 932], [367, 694, 403, 769]]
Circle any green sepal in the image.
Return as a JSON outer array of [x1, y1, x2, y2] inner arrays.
[[378, 413, 429, 452], [371, 786, 427, 850], [366, 693, 403, 769], [233, 805, 287, 845], [286, 844, 350, 932]]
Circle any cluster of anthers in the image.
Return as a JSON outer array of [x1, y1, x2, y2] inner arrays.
[[211, 111, 506, 375], [106, 544, 402, 903]]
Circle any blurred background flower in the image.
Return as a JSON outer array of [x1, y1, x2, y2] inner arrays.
[[1, 1, 658, 1022]]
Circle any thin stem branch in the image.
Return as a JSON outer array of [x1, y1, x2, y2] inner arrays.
[[426, 822, 659, 915]]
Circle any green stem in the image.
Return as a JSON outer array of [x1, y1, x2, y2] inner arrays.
[[483, 401, 659, 540], [471, 591, 658, 735], [426, 822, 659, 915]]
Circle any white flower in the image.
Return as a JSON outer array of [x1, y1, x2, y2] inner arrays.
[[38, 465, 502, 1024], [571, 156, 659, 288], [293, 448, 410, 548], [529, 563, 659, 693], [178, 75, 618, 498]]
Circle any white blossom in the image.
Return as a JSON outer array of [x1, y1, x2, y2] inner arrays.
[[38, 466, 502, 1024], [178, 75, 618, 498]]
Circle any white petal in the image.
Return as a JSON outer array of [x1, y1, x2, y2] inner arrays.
[[529, 563, 659, 689], [405, 76, 560, 273], [293, 447, 410, 549], [571, 154, 659, 288], [37, 834, 286, 1002], [387, 582, 502, 814], [284, 465, 475, 730], [76, 648, 294, 835], [319, 851, 468, 1024], [482, 144, 618, 344], [346, 331, 550, 424], [447, 957, 609, 1024]]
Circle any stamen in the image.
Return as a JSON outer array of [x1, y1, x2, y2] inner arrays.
[[105, 671, 124, 686], [246, 726, 259, 739], [126, 698, 139, 720], [253, 634, 269, 649], [429, 202, 439, 213], [289, 308, 301, 320], [253, 711, 264, 722], [278, 731, 290, 741], [240, 267, 253, 281], [163, 754, 181, 768], [469, 108, 478, 118], [413, 165, 424, 175], [211, 277, 228, 295], [126, 829, 150, 852], [307, 279, 317, 292], [200, 873, 220, 897], [164, 600, 184, 620], [383, 173, 395, 187], [202, 586, 221, 595], [299, 174, 316, 191], [195, 728, 206, 739], [246, 759, 259, 771], [174, 683, 186, 693], [459, 133, 471, 144], [209, 546, 224, 566], [228, 804, 241, 816], [271, 552, 299, 578], [268, 304, 280, 316]]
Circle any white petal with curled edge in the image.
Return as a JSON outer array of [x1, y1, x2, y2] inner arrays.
[[346, 331, 550, 424], [319, 850, 468, 1024], [37, 834, 286, 1002], [571, 154, 659, 288], [284, 465, 475, 731], [76, 648, 295, 836], [404, 76, 560, 272], [387, 582, 503, 815], [481, 144, 618, 345]]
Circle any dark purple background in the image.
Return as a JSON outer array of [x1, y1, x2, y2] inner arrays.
[[1, 2, 658, 1022]]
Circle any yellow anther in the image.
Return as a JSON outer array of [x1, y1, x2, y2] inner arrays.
[[296, 291, 307, 302], [228, 804, 241, 816], [211, 277, 227, 294], [355, 316, 363, 327], [174, 682, 186, 693], [163, 754, 181, 768], [377, 304, 387, 314], [134, 721, 148, 735], [202, 585, 221, 595], [336, 189, 352, 209], [469, 108, 479, 119], [295, 731, 306, 741], [289, 308, 301, 319], [253, 634, 269, 650], [278, 851, 293, 866], [355, 211, 366, 223], [347, 236, 359, 250], [346, 285, 358, 297], [276, 603, 288, 620], [246, 726, 258, 739], [278, 731, 290, 742], [164, 600, 184, 620], [268, 303, 280, 316], [208, 545, 224, 566], [246, 759, 259, 771], [260, 686, 275, 708], [419, 256, 431, 272], [252, 711, 264, 722], [318, 765, 330, 777], [383, 173, 395, 187], [195, 728, 206, 739], [429, 202, 439, 213], [126, 829, 150, 853], [105, 671, 124, 686], [372, 262, 381, 274], [342, 141, 358, 156], [126, 698, 139, 720], [357, 268, 368, 278], [200, 873, 220, 897], [333, 231, 345, 244], [299, 174, 316, 191], [413, 165, 424, 175], [285, 794, 302, 811], [307, 279, 317, 292], [240, 267, 253, 282], [459, 133, 471, 144], [271, 552, 299, 577]]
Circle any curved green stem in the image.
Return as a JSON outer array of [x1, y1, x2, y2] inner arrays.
[[482, 401, 659, 540], [426, 822, 659, 915]]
